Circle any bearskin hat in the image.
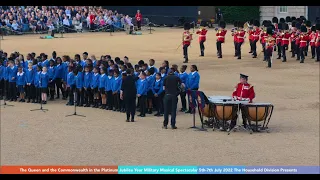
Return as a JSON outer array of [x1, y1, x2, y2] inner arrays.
[[291, 16, 296, 21], [316, 24, 320, 31], [284, 23, 289, 30], [305, 20, 311, 27], [278, 23, 283, 30], [286, 16, 292, 23], [272, 17, 278, 24], [267, 26, 273, 35], [184, 22, 190, 30], [296, 22, 301, 30], [262, 20, 268, 27], [300, 25, 307, 33], [300, 16, 306, 21], [280, 18, 285, 23], [238, 21, 244, 28], [253, 20, 260, 27], [219, 20, 226, 29], [291, 20, 297, 27], [249, 19, 254, 25], [311, 25, 316, 32]]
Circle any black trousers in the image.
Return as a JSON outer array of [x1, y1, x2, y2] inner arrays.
[[107, 90, 113, 108], [77, 88, 84, 105], [155, 92, 164, 113], [84, 88, 92, 105], [125, 97, 136, 120], [291, 41, 296, 57], [35, 87, 41, 101], [4, 80, 9, 99], [137, 21, 141, 30], [183, 44, 189, 60], [200, 40, 205, 56], [262, 43, 266, 60], [139, 95, 147, 115], [113, 92, 120, 110], [236, 42, 243, 58], [55, 78, 64, 98], [48, 79, 55, 98], [68, 85, 76, 104], [249, 40, 253, 52], [163, 94, 178, 127], [317, 46, 320, 61], [180, 91, 187, 110], [305, 41, 309, 56], [311, 46, 316, 58], [300, 47, 306, 61], [234, 41, 237, 56], [8, 82, 17, 100], [216, 41, 222, 56], [277, 42, 282, 57], [25, 84, 35, 100], [187, 88, 198, 111], [252, 40, 257, 56], [295, 43, 300, 60], [266, 48, 272, 68], [0, 79, 4, 97], [282, 44, 288, 61]]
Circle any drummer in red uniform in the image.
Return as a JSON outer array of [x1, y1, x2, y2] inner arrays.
[[235, 22, 245, 59], [281, 23, 291, 62], [260, 21, 269, 61], [299, 25, 309, 63], [196, 22, 208, 57], [309, 25, 317, 59], [232, 21, 238, 57], [216, 20, 227, 58], [251, 20, 260, 58], [182, 23, 192, 63], [232, 74, 255, 103], [276, 22, 283, 59]]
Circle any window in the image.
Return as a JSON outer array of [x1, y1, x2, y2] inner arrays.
[[279, 6, 288, 13]]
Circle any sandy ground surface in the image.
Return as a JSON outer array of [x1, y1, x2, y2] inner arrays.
[[0, 28, 319, 166]]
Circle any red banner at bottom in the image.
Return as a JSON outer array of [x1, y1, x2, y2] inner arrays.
[[0, 166, 118, 174]]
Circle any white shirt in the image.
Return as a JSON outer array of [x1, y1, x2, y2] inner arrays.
[[11, 23, 19, 30], [17, 72, 24, 76], [101, 74, 105, 78], [63, 18, 70, 26], [156, 79, 160, 82], [191, 71, 196, 75]]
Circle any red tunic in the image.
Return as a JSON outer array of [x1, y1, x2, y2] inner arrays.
[[290, 32, 296, 43], [316, 32, 320, 47], [135, 13, 142, 22], [196, 28, 208, 42], [232, 31, 238, 42], [276, 33, 283, 44], [253, 29, 261, 41], [216, 29, 227, 43], [309, 33, 316, 47], [295, 34, 300, 45], [248, 30, 254, 41], [89, 14, 95, 24], [232, 83, 255, 103], [182, 31, 192, 45], [236, 30, 245, 43], [299, 34, 309, 48], [261, 32, 268, 44], [266, 36, 276, 50], [281, 33, 291, 46]]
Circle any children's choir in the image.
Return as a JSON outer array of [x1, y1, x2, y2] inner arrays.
[[0, 51, 201, 117]]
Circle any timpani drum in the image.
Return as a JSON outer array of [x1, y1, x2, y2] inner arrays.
[[203, 96, 233, 129], [241, 103, 274, 132], [211, 101, 240, 131]]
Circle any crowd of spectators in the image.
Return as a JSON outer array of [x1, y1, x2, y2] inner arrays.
[[0, 6, 138, 34]]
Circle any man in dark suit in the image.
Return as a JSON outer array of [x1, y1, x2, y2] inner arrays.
[[120, 69, 137, 122]]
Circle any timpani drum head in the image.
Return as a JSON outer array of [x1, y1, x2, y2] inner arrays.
[[208, 96, 232, 103]]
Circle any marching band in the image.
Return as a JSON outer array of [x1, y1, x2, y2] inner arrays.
[[182, 16, 320, 66]]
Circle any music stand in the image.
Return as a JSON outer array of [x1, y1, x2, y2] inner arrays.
[[188, 90, 207, 131], [65, 90, 85, 117], [1, 80, 14, 108], [30, 78, 48, 112]]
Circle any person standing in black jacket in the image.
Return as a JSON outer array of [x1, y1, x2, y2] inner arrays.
[[120, 69, 137, 122]]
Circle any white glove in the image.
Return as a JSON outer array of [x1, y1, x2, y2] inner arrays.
[[243, 98, 250, 101], [233, 96, 238, 101]]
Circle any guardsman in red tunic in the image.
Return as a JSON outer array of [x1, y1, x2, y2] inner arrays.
[[290, 20, 297, 57], [299, 25, 309, 63], [216, 20, 227, 58], [232, 21, 238, 57], [235, 22, 245, 59], [281, 23, 291, 62], [305, 20, 312, 56], [309, 25, 317, 59], [272, 17, 279, 51], [231, 74, 255, 127], [182, 23, 192, 63], [295, 22, 302, 61], [276, 23, 283, 59], [251, 20, 260, 58], [196, 22, 208, 57], [315, 23, 320, 62], [248, 19, 254, 54], [265, 26, 276, 68], [261, 20, 269, 61]]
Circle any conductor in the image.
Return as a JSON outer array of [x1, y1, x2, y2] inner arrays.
[[120, 69, 137, 122], [163, 68, 181, 129]]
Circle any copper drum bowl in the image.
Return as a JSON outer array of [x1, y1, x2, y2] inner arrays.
[[203, 104, 214, 117], [242, 103, 273, 121], [213, 102, 239, 121], [204, 96, 233, 118]]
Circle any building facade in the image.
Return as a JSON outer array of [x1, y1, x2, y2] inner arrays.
[[260, 6, 307, 22]]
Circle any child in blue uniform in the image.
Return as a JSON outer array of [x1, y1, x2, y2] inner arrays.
[[16, 66, 26, 102], [83, 65, 93, 107], [99, 67, 108, 109], [3, 61, 9, 100], [159, 67, 167, 79], [40, 66, 49, 104], [76, 66, 84, 106], [105, 69, 114, 110], [186, 65, 200, 114], [137, 72, 148, 117], [53, 57, 65, 99], [134, 65, 140, 80], [66, 67, 77, 106], [146, 68, 155, 114], [41, 54, 49, 68], [0, 61, 5, 99], [48, 60, 56, 100], [179, 65, 188, 112], [112, 69, 122, 111], [148, 59, 158, 74], [152, 73, 164, 116], [25, 62, 35, 103], [8, 60, 18, 101], [34, 65, 42, 103], [172, 64, 180, 77], [91, 67, 100, 108]]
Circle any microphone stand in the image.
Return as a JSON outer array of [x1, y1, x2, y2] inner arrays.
[[66, 88, 85, 117], [1, 79, 14, 108], [30, 75, 48, 112]]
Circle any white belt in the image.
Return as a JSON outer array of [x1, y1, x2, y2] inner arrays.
[[282, 38, 289, 40], [276, 38, 281, 40], [300, 41, 307, 42], [199, 35, 206, 37], [253, 35, 259, 37], [217, 36, 224, 38], [237, 36, 244, 39]]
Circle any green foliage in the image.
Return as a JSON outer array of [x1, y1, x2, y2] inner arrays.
[[217, 6, 260, 23]]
